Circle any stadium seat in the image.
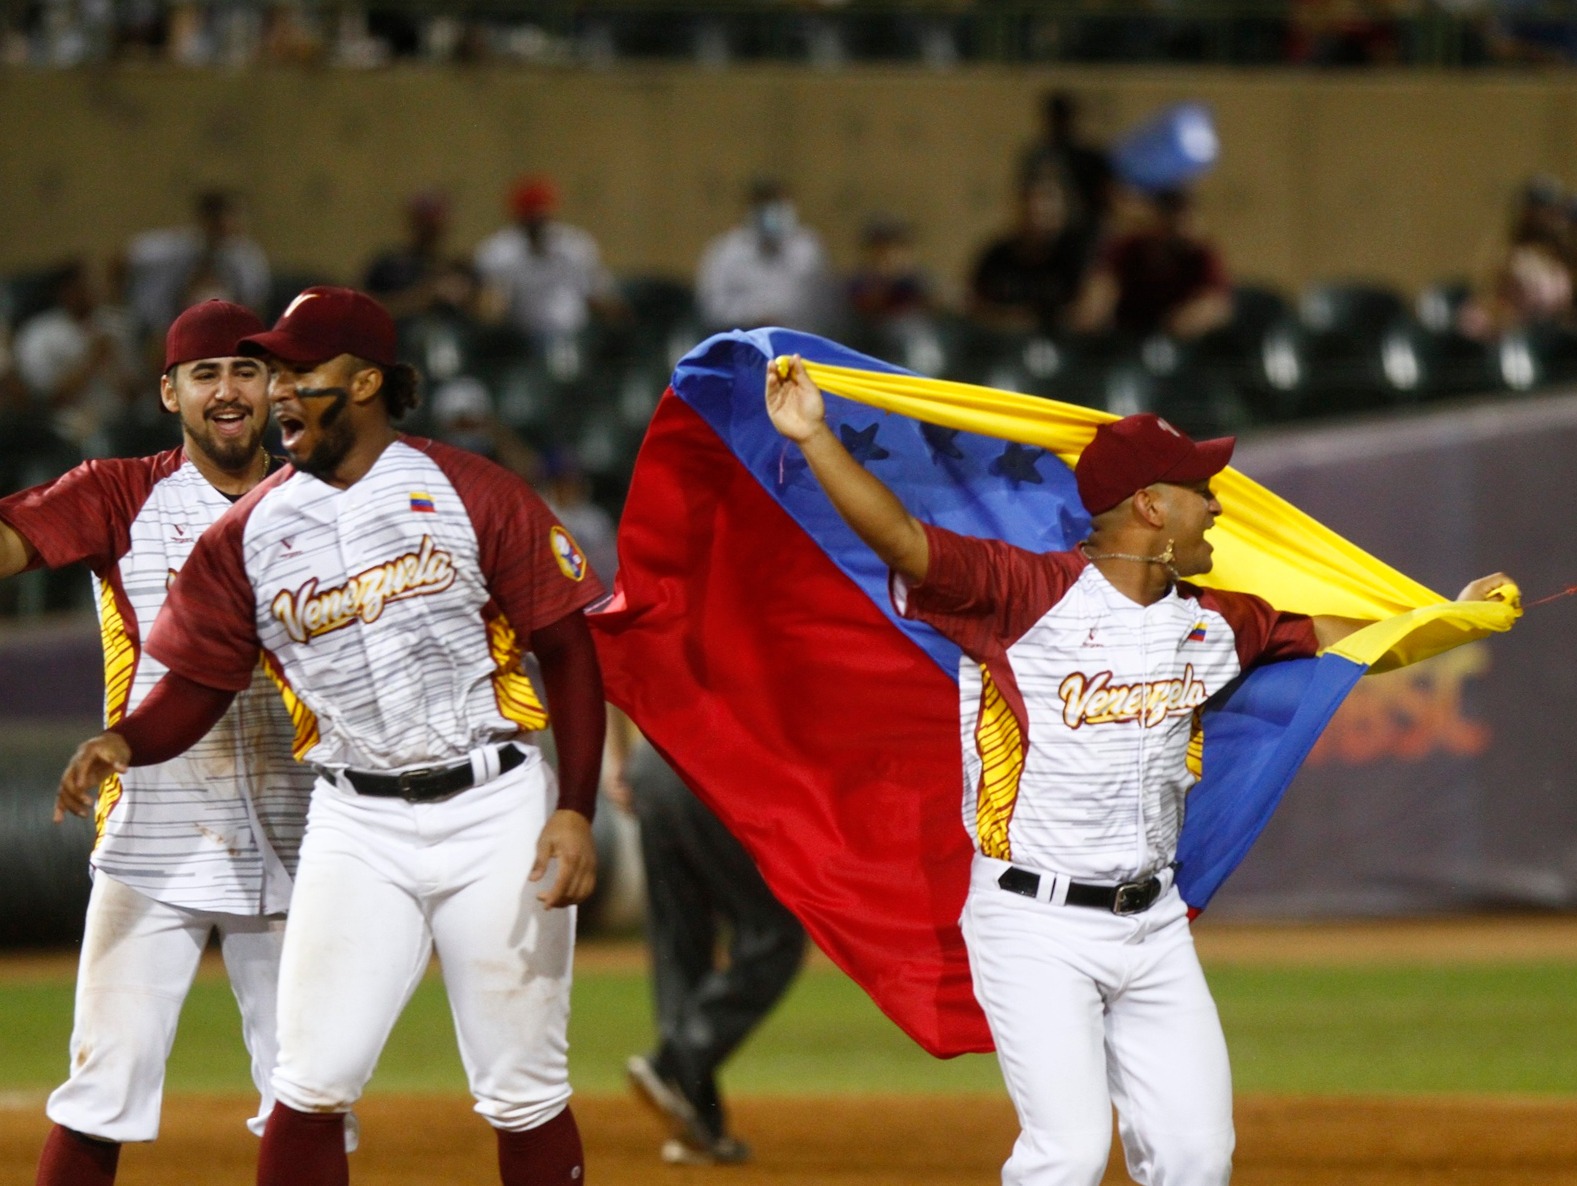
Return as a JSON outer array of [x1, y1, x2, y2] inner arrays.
[[1493, 323, 1577, 392], [1281, 280, 1412, 418]]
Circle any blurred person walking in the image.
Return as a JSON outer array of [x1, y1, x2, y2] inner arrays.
[[607, 711, 806, 1166]]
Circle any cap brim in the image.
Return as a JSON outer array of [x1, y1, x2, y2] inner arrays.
[[1159, 435, 1235, 484], [237, 330, 335, 367]]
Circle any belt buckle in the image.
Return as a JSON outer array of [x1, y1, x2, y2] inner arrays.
[[396, 766, 439, 799], [1111, 879, 1155, 915]]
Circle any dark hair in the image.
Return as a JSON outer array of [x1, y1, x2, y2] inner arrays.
[[196, 188, 240, 220], [376, 361, 422, 421], [1043, 90, 1078, 125]]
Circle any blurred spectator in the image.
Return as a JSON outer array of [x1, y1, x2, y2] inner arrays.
[[12, 259, 139, 455], [0, 317, 25, 415], [1458, 176, 1576, 341], [968, 175, 1096, 335], [363, 190, 477, 322], [124, 188, 271, 339], [846, 215, 933, 329], [696, 178, 834, 334], [1018, 90, 1114, 239], [429, 375, 541, 481], [1287, 0, 1404, 64], [1483, 0, 1577, 64], [1074, 187, 1232, 341], [541, 447, 618, 587], [474, 174, 628, 342]]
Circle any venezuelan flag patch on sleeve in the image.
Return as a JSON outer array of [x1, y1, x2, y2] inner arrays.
[[410, 492, 436, 513]]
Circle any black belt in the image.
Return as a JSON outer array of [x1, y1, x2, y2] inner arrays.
[[340, 744, 526, 803], [997, 865, 1165, 915]]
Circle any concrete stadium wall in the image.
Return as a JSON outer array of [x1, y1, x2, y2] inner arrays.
[[2, 66, 1576, 300]]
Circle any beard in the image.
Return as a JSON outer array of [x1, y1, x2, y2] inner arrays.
[[287, 389, 356, 479], [183, 406, 265, 476]]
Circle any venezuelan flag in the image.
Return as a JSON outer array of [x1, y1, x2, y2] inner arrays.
[[591, 328, 1518, 1058]]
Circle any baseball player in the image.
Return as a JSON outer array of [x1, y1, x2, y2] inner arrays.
[[0, 300, 317, 1186], [58, 286, 605, 1186], [764, 355, 1512, 1186]]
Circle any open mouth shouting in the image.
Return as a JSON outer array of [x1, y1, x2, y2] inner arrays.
[[275, 408, 306, 453]]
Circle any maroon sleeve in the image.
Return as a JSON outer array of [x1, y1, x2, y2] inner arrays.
[[144, 498, 265, 692], [895, 523, 1085, 660], [529, 612, 605, 821], [0, 451, 180, 574], [1194, 585, 1319, 669], [114, 673, 237, 766], [415, 437, 607, 634]]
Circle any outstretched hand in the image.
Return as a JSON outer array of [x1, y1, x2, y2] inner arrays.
[[56, 732, 130, 824], [764, 354, 827, 443], [1456, 572, 1518, 606], [530, 808, 598, 908]]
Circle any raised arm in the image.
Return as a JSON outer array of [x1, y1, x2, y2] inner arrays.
[[764, 354, 930, 584], [1310, 571, 1518, 650]]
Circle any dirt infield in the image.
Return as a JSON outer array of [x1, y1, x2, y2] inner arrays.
[[3, 1092, 1577, 1184]]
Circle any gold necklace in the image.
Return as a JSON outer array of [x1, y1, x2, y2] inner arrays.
[[1079, 540, 1179, 581]]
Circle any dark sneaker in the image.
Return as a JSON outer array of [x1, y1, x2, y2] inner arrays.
[[627, 1054, 709, 1147], [660, 1136, 753, 1166]]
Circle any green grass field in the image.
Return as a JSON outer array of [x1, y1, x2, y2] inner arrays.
[[3, 951, 1576, 1098]]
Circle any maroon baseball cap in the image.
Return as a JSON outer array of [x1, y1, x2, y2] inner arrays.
[[1074, 413, 1234, 516], [239, 286, 398, 368], [164, 300, 266, 370]]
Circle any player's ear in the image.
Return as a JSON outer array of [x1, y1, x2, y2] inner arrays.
[[1133, 486, 1167, 529], [350, 364, 385, 407], [159, 369, 180, 414]]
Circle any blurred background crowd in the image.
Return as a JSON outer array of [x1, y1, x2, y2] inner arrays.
[[10, 0, 1577, 68], [6, 74, 1577, 620]]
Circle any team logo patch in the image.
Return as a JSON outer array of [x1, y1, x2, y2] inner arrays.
[[409, 492, 436, 514], [1187, 622, 1208, 643], [550, 525, 588, 582]]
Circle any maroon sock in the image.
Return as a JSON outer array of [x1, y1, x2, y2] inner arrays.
[[36, 1124, 120, 1186], [496, 1106, 585, 1186], [256, 1104, 348, 1186]]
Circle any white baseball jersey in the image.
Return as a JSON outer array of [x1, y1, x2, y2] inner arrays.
[[895, 524, 1318, 884], [143, 436, 604, 770], [0, 449, 311, 914]]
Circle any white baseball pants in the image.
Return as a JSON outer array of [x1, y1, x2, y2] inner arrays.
[[962, 855, 1234, 1186], [46, 872, 284, 1143], [270, 755, 575, 1131]]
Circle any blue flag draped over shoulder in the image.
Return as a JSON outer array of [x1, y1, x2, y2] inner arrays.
[[590, 328, 1518, 1058]]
